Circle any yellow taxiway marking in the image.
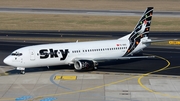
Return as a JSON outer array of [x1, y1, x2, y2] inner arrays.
[[138, 54, 180, 99], [0, 73, 9, 76], [61, 76, 77, 80], [54, 76, 77, 80], [54, 76, 62, 80], [169, 41, 180, 45]]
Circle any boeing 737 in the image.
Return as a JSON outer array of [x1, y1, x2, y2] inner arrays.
[[4, 7, 155, 74]]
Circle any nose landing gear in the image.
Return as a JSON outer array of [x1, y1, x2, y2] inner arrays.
[[20, 70, 25, 74], [17, 67, 25, 74]]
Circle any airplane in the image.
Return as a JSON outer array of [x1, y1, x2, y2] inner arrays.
[[4, 7, 155, 74]]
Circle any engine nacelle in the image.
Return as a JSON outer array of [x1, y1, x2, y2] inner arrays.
[[74, 60, 98, 71]]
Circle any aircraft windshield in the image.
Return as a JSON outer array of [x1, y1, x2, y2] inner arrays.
[[11, 52, 22, 56]]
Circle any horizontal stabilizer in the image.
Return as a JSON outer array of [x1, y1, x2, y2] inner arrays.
[[142, 39, 178, 44]]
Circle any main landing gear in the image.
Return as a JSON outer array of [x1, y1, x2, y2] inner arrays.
[[17, 67, 25, 74]]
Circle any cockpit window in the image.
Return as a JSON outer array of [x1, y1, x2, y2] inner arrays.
[[11, 52, 22, 56]]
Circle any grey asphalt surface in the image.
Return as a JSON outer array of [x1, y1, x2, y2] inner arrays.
[[0, 7, 180, 17]]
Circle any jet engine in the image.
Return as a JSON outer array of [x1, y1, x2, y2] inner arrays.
[[74, 60, 98, 71]]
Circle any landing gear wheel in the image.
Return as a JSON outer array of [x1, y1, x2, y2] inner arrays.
[[17, 67, 25, 74], [93, 66, 98, 71], [21, 70, 25, 74]]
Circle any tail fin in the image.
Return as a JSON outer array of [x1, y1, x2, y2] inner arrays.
[[121, 7, 154, 56], [131, 7, 153, 38], [120, 7, 153, 40]]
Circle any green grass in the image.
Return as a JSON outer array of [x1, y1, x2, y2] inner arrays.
[[0, 13, 180, 31]]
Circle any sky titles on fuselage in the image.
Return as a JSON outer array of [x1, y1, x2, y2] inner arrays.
[[39, 49, 69, 60]]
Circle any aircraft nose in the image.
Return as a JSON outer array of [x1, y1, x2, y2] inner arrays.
[[3, 56, 10, 65]]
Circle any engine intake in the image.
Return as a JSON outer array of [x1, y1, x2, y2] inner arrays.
[[74, 60, 98, 71]]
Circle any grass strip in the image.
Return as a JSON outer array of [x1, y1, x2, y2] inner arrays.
[[0, 13, 180, 31]]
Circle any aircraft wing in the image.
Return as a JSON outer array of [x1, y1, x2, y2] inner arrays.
[[93, 56, 155, 61], [72, 55, 155, 63]]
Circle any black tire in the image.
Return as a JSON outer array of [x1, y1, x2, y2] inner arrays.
[[21, 70, 25, 74]]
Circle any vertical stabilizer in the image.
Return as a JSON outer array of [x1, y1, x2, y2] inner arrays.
[[121, 7, 154, 56], [130, 7, 153, 38]]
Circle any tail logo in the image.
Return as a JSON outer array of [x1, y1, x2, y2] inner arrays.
[[124, 7, 153, 56]]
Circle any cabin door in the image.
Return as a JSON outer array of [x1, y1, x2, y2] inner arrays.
[[29, 49, 35, 61]]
